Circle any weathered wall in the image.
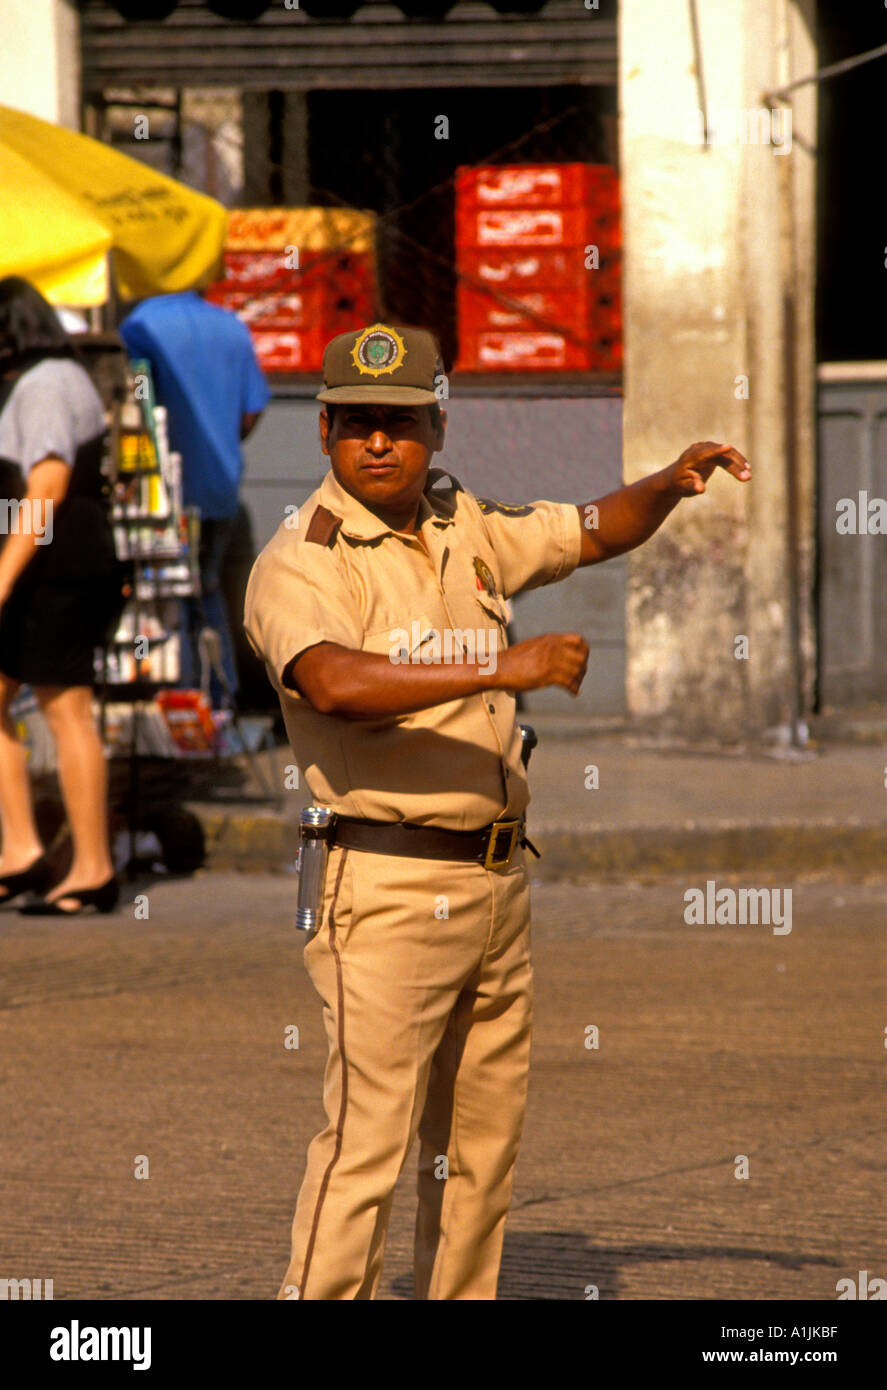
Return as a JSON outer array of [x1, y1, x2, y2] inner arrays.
[[0, 0, 80, 128], [620, 0, 817, 737]]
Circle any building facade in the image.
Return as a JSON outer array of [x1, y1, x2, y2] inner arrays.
[[7, 1, 879, 735]]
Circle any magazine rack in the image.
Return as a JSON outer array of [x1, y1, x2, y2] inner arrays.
[[96, 360, 280, 877]]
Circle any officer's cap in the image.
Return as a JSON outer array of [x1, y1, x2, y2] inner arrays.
[[317, 322, 442, 405]]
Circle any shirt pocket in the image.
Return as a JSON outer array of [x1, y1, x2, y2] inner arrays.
[[364, 615, 439, 664], [354, 617, 439, 733]]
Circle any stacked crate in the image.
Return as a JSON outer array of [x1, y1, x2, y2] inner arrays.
[[204, 208, 378, 372], [454, 164, 621, 373]]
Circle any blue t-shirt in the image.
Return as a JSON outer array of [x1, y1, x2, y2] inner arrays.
[[119, 292, 270, 520]]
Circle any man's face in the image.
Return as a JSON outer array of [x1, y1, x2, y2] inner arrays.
[[320, 403, 446, 525]]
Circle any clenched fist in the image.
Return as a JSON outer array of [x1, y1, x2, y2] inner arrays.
[[495, 632, 589, 696]]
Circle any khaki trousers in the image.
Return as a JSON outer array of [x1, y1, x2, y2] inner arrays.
[[276, 842, 533, 1300]]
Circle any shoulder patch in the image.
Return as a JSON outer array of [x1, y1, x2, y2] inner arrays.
[[304, 505, 342, 547], [476, 497, 535, 518]]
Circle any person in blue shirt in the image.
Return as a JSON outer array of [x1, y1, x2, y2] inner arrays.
[[119, 291, 271, 707]]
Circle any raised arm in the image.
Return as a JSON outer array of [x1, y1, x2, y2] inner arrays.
[[576, 441, 751, 566]]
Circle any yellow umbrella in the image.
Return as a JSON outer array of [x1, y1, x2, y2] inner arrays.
[[0, 103, 228, 306]]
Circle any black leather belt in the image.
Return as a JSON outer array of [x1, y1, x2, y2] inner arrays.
[[329, 814, 538, 869]]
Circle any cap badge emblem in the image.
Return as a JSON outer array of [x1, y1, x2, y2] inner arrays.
[[351, 324, 407, 377]]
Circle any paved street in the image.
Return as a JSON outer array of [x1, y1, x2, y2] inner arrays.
[[0, 869, 884, 1301]]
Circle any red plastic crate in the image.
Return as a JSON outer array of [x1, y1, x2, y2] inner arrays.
[[589, 301, 623, 341], [249, 327, 324, 372], [217, 249, 375, 297], [456, 330, 592, 372], [585, 212, 623, 256], [590, 340, 623, 372], [299, 250, 375, 293], [457, 206, 592, 249], [205, 277, 376, 358], [455, 163, 619, 210], [583, 175, 620, 219], [325, 288, 376, 325], [221, 250, 303, 289], [455, 163, 596, 209], [457, 285, 594, 337], [588, 256, 622, 302], [457, 246, 586, 292], [204, 287, 318, 330], [207, 242, 377, 370], [452, 161, 623, 373]]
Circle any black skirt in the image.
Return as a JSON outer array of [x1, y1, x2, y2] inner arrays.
[[0, 498, 128, 689]]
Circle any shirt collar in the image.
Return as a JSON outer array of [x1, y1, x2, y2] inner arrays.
[[318, 468, 455, 541]]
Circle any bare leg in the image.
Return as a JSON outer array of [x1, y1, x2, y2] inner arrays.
[[34, 684, 114, 908], [0, 668, 45, 897]]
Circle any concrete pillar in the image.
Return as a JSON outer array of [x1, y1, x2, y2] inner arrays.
[[619, 0, 817, 738], [0, 0, 80, 128]]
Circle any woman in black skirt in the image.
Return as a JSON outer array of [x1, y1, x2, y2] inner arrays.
[[0, 277, 122, 914]]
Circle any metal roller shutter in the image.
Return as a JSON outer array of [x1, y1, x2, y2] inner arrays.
[[80, 0, 618, 93]]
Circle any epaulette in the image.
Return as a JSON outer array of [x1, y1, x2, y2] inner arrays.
[[304, 505, 343, 547], [426, 466, 463, 493], [476, 497, 535, 518]]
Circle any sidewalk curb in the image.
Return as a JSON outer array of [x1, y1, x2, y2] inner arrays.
[[189, 808, 887, 878], [524, 823, 887, 878]]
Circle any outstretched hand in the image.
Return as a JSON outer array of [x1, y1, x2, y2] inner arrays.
[[667, 441, 751, 496]]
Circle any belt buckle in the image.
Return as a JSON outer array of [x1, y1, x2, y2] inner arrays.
[[484, 819, 520, 870]]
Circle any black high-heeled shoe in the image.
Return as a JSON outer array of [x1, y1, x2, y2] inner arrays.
[[0, 853, 53, 906], [18, 874, 120, 917]]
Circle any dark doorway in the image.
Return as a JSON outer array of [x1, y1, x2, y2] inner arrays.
[[816, 4, 887, 362], [305, 84, 617, 369]]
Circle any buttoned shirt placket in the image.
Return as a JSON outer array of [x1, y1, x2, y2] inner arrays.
[[410, 503, 512, 817]]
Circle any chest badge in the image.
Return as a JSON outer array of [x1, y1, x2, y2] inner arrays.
[[473, 555, 498, 597]]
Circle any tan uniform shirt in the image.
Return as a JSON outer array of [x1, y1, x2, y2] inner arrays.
[[243, 466, 582, 831]]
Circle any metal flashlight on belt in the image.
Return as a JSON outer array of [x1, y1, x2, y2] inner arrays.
[[295, 806, 336, 932]]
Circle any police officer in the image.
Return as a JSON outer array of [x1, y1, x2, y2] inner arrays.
[[243, 322, 750, 1301]]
